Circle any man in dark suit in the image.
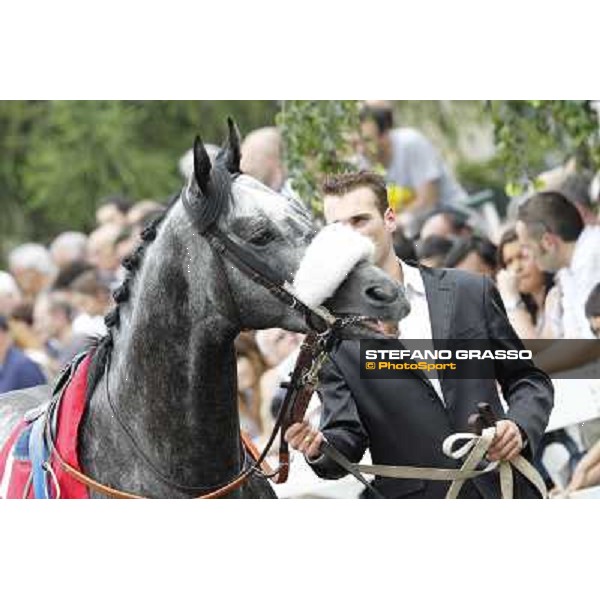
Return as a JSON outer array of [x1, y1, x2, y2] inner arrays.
[[285, 171, 554, 498]]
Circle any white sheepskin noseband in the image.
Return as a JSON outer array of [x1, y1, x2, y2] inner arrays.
[[291, 223, 375, 309]]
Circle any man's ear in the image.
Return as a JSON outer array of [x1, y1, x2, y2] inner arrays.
[[540, 231, 556, 252], [384, 207, 398, 233]]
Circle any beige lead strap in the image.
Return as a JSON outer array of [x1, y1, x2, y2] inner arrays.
[[444, 428, 496, 499], [349, 427, 548, 499]]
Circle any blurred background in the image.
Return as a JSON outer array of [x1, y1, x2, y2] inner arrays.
[[1, 99, 600, 497], [2, 100, 598, 258]]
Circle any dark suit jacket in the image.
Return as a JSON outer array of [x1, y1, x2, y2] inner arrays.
[[309, 265, 554, 498]]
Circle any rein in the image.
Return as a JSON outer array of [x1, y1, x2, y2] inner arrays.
[[320, 427, 548, 499], [319, 402, 549, 499]]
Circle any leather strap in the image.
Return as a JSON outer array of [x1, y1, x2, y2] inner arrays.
[[320, 427, 548, 499], [46, 423, 259, 499], [272, 332, 328, 484], [240, 430, 278, 479], [321, 441, 385, 499]]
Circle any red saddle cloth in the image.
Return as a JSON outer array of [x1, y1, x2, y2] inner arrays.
[[0, 354, 92, 499]]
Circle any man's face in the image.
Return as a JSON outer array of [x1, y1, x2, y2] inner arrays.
[[323, 186, 396, 268], [516, 220, 561, 273], [96, 204, 126, 228]]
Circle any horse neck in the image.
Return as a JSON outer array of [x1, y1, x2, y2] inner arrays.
[[82, 212, 243, 498]]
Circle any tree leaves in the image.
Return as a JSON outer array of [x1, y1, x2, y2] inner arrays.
[[276, 101, 360, 217], [0, 101, 278, 261], [488, 100, 600, 196]]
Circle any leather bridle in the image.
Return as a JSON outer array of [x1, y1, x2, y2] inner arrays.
[[44, 179, 373, 499]]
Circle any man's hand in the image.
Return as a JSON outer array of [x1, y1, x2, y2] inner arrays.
[[284, 421, 325, 460], [567, 440, 600, 493], [487, 420, 523, 462]]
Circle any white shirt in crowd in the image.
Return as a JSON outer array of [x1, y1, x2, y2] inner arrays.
[[397, 260, 445, 405], [72, 313, 107, 338], [556, 225, 600, 339]]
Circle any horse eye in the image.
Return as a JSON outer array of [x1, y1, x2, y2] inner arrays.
[[250, 228, 276, 247]]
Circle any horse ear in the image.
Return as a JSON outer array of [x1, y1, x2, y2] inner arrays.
[[193, 135, 212, 193], [220, 117, 242, 174]]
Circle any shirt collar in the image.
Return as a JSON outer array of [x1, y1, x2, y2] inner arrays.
[[398, 259, 425, 294]]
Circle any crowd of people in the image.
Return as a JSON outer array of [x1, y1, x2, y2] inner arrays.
[[2, 100, 600, 496], [0, 195, 166, 391]]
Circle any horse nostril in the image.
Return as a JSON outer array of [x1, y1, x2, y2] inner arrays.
[[365, 284, 398, 304]]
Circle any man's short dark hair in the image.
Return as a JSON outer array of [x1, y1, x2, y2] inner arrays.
[[445, 235, 498, 271], [417, 235, 454, 262], [518, 191, 584, 242], [359, 104, 394, 134], [322, 171, 389, 215], [585, 283, 600, 318]]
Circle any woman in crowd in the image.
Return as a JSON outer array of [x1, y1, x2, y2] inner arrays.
[[495, 227, 555, 339]]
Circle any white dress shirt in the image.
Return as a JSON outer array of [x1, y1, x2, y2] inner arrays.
[[557, 225, 600, 339], [397, 260, 446, 405]]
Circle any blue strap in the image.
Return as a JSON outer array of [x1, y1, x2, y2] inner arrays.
[[29, 414, 50, 499]]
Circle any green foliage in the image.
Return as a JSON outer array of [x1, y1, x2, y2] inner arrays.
[[0, 100, 278, 259], [276, 101, 360, 217], [489, 101, 600, 195], [22, 102, 167, 236]]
